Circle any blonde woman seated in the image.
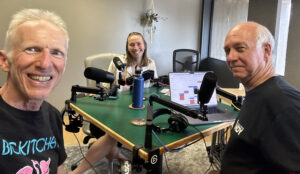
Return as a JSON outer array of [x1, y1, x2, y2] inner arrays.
[[72, 32, 158, 174]]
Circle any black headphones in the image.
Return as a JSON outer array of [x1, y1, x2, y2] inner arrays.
[[152, 108, 188, 133]]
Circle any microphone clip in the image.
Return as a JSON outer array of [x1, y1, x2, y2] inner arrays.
[[93, 83, 120, 101]]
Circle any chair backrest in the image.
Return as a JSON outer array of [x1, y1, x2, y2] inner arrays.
[[198, 57, 240, 88], [84, 53, 123, 87], [173, 49, 200, 72]]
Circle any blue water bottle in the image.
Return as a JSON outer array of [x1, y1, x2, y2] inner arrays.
[[132, 67, 144, 108]]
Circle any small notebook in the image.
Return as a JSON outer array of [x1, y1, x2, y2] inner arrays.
[[169, 72, 236, 125]]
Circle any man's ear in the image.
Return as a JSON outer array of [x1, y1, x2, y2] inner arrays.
[[0, 50, 10, 72], [263, 43, 272, 62]]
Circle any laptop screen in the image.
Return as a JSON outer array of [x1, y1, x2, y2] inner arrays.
[[169, 72, 218, 108]]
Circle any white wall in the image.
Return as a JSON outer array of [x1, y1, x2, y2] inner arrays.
[[284, 0, 300, 89], [210, 0, 249, 60], [0, 0, 202, 110], [248, 0, 300, 89]]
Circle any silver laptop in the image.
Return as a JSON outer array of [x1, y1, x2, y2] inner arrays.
[[169, 72, 236, 125]]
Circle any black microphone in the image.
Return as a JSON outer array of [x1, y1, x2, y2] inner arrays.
[[113, 57, 126, 86], [197, 72, 217, 105], [113, 57, 125, 72], [142, 70, 154, 81], [84, 67, 115, 84]]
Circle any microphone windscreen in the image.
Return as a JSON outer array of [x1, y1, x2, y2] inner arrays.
[[113, 57, 125, 71], [84, 67, 115, 84], [142, 70, 154, 81], [198, 72, 217, 104]]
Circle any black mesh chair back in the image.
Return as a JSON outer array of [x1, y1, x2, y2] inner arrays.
[[173, 49, 200, 72]]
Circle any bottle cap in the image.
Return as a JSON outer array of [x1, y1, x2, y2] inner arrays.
[[135, 65, 142, 75]]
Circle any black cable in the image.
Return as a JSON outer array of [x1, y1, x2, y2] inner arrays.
[[157, 127, 207, 173], [152, 127, 205, 153], [72, 132, 98, 174], [186, 126, 219, 173], [195, 125, 233, 172], [192, 126, 219, 173], [204, 163, 214, 174], [191, 126, 208, 147], [163, 153, 172, 174], [160, 126, 222, 174]]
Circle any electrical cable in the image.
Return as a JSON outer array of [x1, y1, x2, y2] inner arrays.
[[204, 163, 214, 174], [152, 128, 204, 153], [192, 126, 220, 172], [158, 126, 207, 173], [63, 104, 98, 174], [157, 81, 169, 86], [71, 132, 98, 174], [150, 79, 169, 86], [152, 130, 186, 152], [195, 125, 233, 172], [150, 78, 169, 87], [163, 153, 173, 174], [191, 126, 207, 146], [230, 101, 241, 111]]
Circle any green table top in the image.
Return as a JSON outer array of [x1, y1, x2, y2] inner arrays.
[[70, 87, 237, 158]]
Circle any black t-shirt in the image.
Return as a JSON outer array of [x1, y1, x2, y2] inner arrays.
[[221, 76, 300, 174], [0, 96, 67, 174]]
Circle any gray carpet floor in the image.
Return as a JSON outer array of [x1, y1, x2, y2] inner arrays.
[[64, 140, 215, 174]]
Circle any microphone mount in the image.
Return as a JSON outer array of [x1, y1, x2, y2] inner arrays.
[[194, 88, 209, 121], [200, 103, 208, 120], [70, 84, 116, 102], [64, 83, 119, 134]]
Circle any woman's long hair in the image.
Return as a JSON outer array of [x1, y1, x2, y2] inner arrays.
[[125, 32, 149, 66]]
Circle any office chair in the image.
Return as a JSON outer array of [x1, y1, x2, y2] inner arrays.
[[198, 57, 240, 88], [72, 53, 123, 173], [173, 49, 200, 72], [83, 53, 123, 142], [85, 53, 123, 88]]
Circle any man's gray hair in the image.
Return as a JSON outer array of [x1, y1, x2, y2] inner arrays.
[[4, 9, 69, 59], [256, 24, 274, 53]]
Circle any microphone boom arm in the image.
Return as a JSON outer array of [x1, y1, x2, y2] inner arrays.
[[149, 95, 208, 121], [71, 85, 106, 102]]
